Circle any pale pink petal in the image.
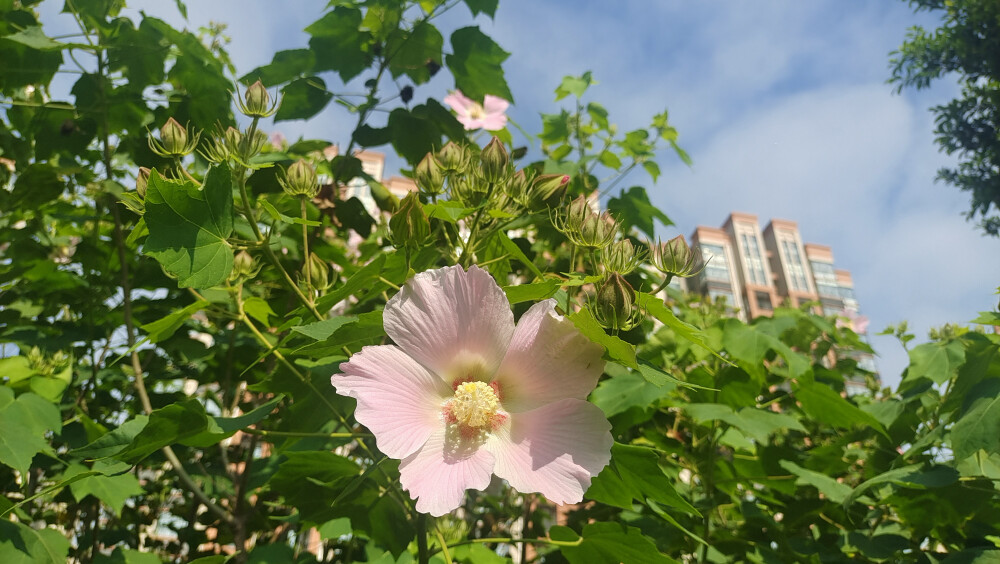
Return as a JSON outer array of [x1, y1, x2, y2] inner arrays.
[[455, 114, 484, 130], [479, 113, 508, 131], [332, 345, 451, 459], [443, 91, 476, 116], [482, 95, 509, 116], [493, 299, 604, 412], [487, 399, 612, 505], [384, 265, 514, 383], [399, 427, 495, 516]]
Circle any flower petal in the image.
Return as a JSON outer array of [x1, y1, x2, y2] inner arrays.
[[456, 115, 483, 131], [332, 345, 451, 459], [483, 95, 510, 116], [384, 265, 515, 382], [479, 114, 508, 131], [443, 91, 475, 115], [399, 427, 495, 516], [494, 299, 604, 412], [487, 398, 612, 505]]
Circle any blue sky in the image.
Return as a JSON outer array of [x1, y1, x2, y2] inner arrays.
[[41, 0, 1000, 387]]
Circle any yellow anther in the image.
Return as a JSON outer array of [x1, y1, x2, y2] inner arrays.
[[450, 381, 500, 428]]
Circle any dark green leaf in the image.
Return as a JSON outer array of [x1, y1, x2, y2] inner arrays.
[[951, 378, 1000, 459], [241, 49, 315, 87], [588, 443, 697, 515], [114, 400, 209, 464], [445, 26, 512, 102], [559, 522, 676, 564], [569, 308, 637, 369], [144, 165, 234, 289], [139, 299, 209, 343], [275, 76, 332, 122], [795, 381, 888, 438], [607, 186, 671, 238], [307, 7, 372, 82], [906, 340, 966, 384]]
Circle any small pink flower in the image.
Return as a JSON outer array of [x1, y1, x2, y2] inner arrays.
[[443, 90, 509, 131], [332, 265, 612, 516]]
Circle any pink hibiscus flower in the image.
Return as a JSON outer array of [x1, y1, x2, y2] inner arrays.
[[331, 265, 612, 516], [443, 90, 509, 131]]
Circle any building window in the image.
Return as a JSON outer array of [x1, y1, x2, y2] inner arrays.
[[702, 244, 731, 282], [740, 232, 767, 285], [810, 260, 836, 286], [817, 283, 840, 298], [839, 286, 855, 300], [781, 239, 809, 292], [708, 288, 735, 305], [756, 291, 772, 310]]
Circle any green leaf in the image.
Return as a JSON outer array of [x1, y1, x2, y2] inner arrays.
[[558, 522, 676, 564], [842, 464, 925, 507], [722, 319, 810, 379], [590, 365, 669, 418], [243, 296, 276, 325], [685, 403, 805, 444], [315, 254, 387, 312], [182, 396, 284, 447], [607, 186, 671, 238], [93, 547, 164, 564], [144, 165, 234, 289], [906, 340, 966, 384], [386, 24, 443, 84], [72, 416, 149, 460], [423, 200, 474, 223], [445, 26, 512, 102], [67, 460, 144, 517], [274, 76, 333, 122], [241, 48, 315, 87], [139, 299, 209, 343], [587, 443, 698, 515], [292, 316, 358, 341], [0, 521, 70, 564], [114, 400, 209, 464], [307, 7, 372, 82], [2, 392, 61, 436], [461, 0, 498, 17], [503, 279, 561, 304], [795, 381, 888, 438], [971, 311, 1000, 325], [779, 460, 853, 503], [555, 72, 592, 100], [951, 378, 1000, 459], [569, 308, 637, 368], [0, 356, 34, 385], [639, 293, 727, 363], [0, 410, 48, 475], [4, 26, 65, 51]]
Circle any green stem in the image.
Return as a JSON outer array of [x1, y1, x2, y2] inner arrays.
[[417, 514, 430, 564], [300, 195, 313, 302], [429, 536, 583, 557]]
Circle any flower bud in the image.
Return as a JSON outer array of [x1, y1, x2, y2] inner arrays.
[[136, 167, 151, 198], [243, 80, 273, 118], [415, 152, 445, 195], [306, 252, 331, 291], [230, 250, 261, 282], [160, 118, 189, 155], [530, 173, 570, 205], [603, 239, 644, 275], [280, 160, 319, 198], [594, 273, 638, 331], [554, 195, 618, 249], [437, 141, 468, 173], [505, 169, 530, 203], [389, 192, 431, 249], [650, 235, 703, 278], [480, 136, 509, 183], [224, 126, 243, 154]]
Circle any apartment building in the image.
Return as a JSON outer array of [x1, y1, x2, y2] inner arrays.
[[684, 212, 876, 391]]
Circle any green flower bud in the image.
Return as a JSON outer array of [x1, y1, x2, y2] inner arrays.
[[26, 346, 44, 370], [506, 169, 531, 204], [149, 117, 200, 157], [306, 252, 331, 291], [530, 173, 570, 205], [415, 152, 445, 195], [136, 167, 151, 199], [280, 160, 319, 198], [230, 250, 261, 282], [437, 141, 468, 173], [594, 273, 638, 331], [224, 126, 243, 154], [243, 80, 274, 118], [389, 192, 431, 249], [650, 235, 703, 278], [603, 239, 645, 275], [480, 136, 509, 183], [554, 195, 619, 250]]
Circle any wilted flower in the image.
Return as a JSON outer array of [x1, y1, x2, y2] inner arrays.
[[332, 266, 612, 516], [443, 90, 509, 131]]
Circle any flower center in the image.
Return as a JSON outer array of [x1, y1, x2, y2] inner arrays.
[[448, 381, 500, 428], [467, 104, 484, 119]]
